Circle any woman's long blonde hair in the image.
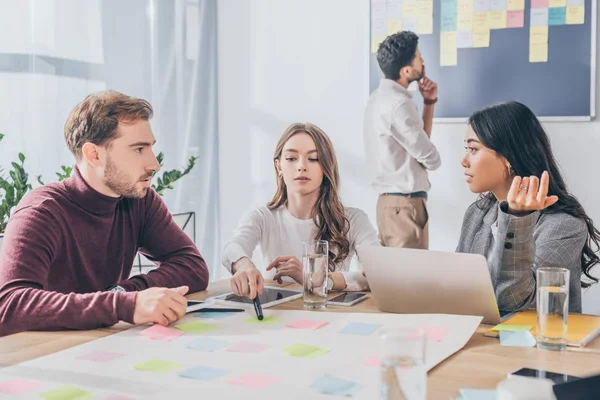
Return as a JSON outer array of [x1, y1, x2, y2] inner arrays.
[[267, 123, 350, 271]]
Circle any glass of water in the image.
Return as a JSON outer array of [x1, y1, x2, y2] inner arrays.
[[302, 240, 328, 309], [536, 267, 570, 351], [379, 328, 426, 400]]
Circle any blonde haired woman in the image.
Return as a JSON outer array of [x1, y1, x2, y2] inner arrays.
[[223, 123, 379, 298]]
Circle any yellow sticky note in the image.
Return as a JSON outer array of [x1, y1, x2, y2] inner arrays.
[[507, 0, 525, 11], [529, 42, 548, 63], [387, 19, 402, 35], [549, 0, 566, 7], [440, 32, 458, 67], [457, 0, 473, 31], [371, 36, 385, 53], [473, 13, 489, 30], [473, 28, 490, 47], [417, 17, 434, 34], [403, 2, 418, 19], [530, 26, 549, 44], [489, 11, 507, 30], [416, 0, 434, 16], [566, 6, 585, 25]]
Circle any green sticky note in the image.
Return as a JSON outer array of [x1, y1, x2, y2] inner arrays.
[[175, 320, 219, 334], [134, 358, 183, 373], [284, 343, 330, 358], [492, 324, 532, 332], [244, 316, 282, 325], [40, 386, 94, 400]]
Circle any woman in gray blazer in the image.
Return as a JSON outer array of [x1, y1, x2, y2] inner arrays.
[[457, 101, 599, 314]]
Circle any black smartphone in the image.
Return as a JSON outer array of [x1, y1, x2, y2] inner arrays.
[[510, 367, 581, 385], [553, 373, 600, 400]]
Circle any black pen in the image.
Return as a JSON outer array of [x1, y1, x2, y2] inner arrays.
[[253, 296, 263, 320]]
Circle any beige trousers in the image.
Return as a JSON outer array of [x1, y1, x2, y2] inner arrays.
[[376, 194, 429, 249]]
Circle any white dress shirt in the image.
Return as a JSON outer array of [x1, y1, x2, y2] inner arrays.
[[363, 78, 441, 195], [222, 205, 380, 291]]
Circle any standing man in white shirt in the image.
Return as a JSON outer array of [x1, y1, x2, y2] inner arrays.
[[363, 31, 441, 249]]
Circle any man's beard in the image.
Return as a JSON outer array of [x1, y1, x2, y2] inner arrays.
[[408, 69, 423, 84], [104, 156, 151, 199]]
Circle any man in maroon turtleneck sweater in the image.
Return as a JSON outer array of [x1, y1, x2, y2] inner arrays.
[[0, 90, 209, 336]]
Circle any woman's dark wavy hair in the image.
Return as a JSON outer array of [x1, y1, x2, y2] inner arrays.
[[468, 101, 599, 287]]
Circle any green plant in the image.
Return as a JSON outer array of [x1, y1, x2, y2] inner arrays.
[[0, 134, 33, 232]]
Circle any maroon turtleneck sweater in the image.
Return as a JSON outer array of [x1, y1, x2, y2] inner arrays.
[[0, 167, 209, 336]]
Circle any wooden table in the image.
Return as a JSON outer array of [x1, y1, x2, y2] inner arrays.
[[1, 279, 600, 399]]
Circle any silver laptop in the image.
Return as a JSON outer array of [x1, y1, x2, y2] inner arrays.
[[356, 245, 501, 324]]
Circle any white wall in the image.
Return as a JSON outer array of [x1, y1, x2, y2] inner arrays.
[[217, 0, 600, 314]]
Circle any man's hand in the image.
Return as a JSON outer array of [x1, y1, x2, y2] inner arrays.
[[418, 64, 438, 101], [230, 257, 264, 299], [133, 286, 189, 326]]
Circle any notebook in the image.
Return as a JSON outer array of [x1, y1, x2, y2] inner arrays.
[[485, 310, 600, 348]]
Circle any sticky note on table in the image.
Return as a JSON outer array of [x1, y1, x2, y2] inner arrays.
[[530, 42, 548, 62], [507, 10, 524, 27], [287, 319, 329, 330], [363, 355, 381, 367], [566, 6, 585, 24], [228, 373, 280, 389], [134, 359, 183, 373], [104, 395, 134, 400], [339, 322, 382, 336], [500, 330, 537, 346], [40, 386, 94, 400], [244, 316, 282, 325], [77, 351, 124, 362], [460, 388, 498, 400], [492, 324, 532, 332], [227, 341, 270, 353], [175, 320, 219, 334], [186, 337, 231, 352], [284, 343, 330, 358], [179, 365, 229, 381], [310, 374, 363, 397], [417, 325, 451, 342], [194, 311, 239, 320], [548, 6, 566, 25], [140, 324, 185, 341], [0, 379, 45, 395]]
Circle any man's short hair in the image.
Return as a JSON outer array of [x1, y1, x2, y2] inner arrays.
[[64, 90, 153, 159], [376, 31, 419, 81]]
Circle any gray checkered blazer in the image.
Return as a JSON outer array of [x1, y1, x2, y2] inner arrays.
[[456, 199, 585, 313]]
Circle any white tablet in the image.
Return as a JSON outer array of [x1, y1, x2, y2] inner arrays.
[[208, 286, 303, 309]]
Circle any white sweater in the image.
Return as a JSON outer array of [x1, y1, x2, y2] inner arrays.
[[222, 205, 380, 291]]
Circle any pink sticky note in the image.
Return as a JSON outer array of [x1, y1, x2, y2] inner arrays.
[[507, 10, 525, 28], [104, 396, 134, 400], [140, 324, 185, 341], [0, 379, 45, 395], [418, 326, 451, 342], [228, 373, 280, 389], [286, 320, 329, 330], [77, 351, 124, 362], [532, 0, 549, 7], [227, 341, 270, 353], [363, 356, 380, 367]]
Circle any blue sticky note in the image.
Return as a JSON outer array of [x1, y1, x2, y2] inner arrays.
[[186, 337, 231, 352], [499, 330, 536, 347], [460, 389, 497, 400], [310, 374, 362, 397], [490, 0, 507, 12], [194, 311, 238, 320], [549, 7, 566, 26], [179, 365, 228, 381], [474, 0, 490, 13], [441, 0, 458, 31], [339, 322, 382, 336]]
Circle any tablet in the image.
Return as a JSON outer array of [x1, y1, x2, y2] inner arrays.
[[209, 286, 303, 309]]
